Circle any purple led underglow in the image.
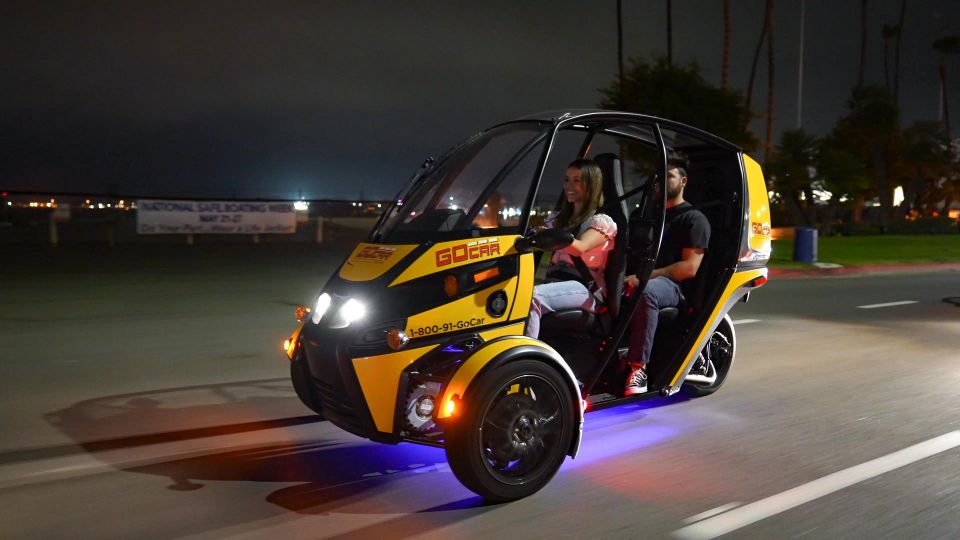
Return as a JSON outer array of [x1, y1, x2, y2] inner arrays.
[[564, 401, 686, 469], [567, 422, 679, 469], [328, 396, 685, 493], [339, 441, 446, 475]]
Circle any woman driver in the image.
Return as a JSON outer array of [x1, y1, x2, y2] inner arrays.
[[525, 159, 617, 338]]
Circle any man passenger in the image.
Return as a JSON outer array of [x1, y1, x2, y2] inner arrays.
[[622, 154, 711, 395]]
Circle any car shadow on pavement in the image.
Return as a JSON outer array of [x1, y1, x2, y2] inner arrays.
[[40, 378, 492, 519], [39, 378, 315, 457], [126, 440, 488, 513], [36, 377, 690, 534]]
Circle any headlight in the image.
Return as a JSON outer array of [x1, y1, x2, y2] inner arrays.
[[330, 298, 366, 328], [310, 293, 332, 324]]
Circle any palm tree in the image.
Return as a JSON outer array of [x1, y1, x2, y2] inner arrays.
[[894, 0, 907, 105], [858, 0, 868, 87], [764, 0, 776, 164], [882, 24, 899, 94], [617, 0, 624, 96], [666, 0, 673, 64], [746, 1, 771, 109], [898, 121, 952, 217], [934, 35, 960, 139], [767, 129, 819, 225], [722, 0, 731, 88]]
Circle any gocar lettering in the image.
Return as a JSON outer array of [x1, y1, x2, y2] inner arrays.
[[436, 239, 500, 267], [356, 246, 397, 262], [751, 222, 771, 236]]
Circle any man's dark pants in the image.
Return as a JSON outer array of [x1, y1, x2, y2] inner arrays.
[[627, 276, 683, 367]]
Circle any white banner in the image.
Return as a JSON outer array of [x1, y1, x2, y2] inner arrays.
[[136, 199, 297, 234]]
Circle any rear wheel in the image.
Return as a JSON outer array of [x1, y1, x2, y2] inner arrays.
[[682, 315, 736, 397], [445, 360, 576, 502]]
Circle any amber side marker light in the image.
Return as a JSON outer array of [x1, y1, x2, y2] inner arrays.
[[444, 274, 459, 297], [386, 328, 409, 350], [473, 267, 500, 283], [282, 339, 291, 352], [445, 395, 461, 416], [294, 305, 311, 323]]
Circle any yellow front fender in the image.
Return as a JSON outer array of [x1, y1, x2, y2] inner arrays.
[[437, 335, 585, 457]]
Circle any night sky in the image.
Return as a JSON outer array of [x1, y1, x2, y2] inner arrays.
[[3, 1, 958, 200]]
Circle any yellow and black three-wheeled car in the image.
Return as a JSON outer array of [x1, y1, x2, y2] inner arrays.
[[282, 110, 771, 501]]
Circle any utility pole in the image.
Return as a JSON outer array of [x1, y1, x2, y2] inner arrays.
[[797, 0, 805, 128]]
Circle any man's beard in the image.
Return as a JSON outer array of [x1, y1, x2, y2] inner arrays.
[[667, 184, 683, 199]]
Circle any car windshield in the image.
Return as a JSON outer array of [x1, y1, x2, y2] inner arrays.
[[372, 122, 549, 243]]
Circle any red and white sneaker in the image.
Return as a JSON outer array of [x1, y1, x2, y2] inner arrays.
[[624, 365, 648, 396]]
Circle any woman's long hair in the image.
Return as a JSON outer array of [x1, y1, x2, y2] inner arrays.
[[554, 159, 604, 230]]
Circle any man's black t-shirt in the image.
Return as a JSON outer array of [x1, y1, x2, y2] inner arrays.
[[654, 202, 711, 272]]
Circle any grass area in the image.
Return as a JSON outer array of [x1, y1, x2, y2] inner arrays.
[[770, 235, 960, 268]]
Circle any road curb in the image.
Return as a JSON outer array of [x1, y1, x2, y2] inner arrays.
[[769, 262, 960, 280]]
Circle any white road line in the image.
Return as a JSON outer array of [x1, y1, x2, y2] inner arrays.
[[672, 430, 960, 540], [681, 502, 742, 525], [857, 300, 918, 309], [732, 319, 760, 325]]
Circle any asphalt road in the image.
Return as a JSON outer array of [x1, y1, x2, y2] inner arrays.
[[2, 246, 959, 539]]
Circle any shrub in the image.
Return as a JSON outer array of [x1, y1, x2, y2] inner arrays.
[[886, 217, 959, 235], [838, 222, 882, 236]]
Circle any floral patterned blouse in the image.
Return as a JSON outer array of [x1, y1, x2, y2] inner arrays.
[[549, 213, 618, 298]]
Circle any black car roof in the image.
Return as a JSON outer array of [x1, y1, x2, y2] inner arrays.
[[511, 109, 742, 152]]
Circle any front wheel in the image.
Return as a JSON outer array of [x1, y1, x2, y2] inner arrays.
[[682, 314, 736, 397], [445, 360, 576, 502]]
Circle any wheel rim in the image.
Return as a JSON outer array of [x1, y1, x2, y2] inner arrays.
[[689, 330, 733, 389], [478, 374, 566, 485]]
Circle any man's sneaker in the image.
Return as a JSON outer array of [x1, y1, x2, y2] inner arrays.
[[624, 365, 648, 396]]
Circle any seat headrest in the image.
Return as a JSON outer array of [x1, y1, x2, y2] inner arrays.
[[593, 153, 628, 221]]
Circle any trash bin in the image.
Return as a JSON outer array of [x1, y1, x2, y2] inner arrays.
[[793, 227, 818, 263]]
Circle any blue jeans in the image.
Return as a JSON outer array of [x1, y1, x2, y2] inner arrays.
[[626, 276, 683, 367], [525, 280, 596, 339]]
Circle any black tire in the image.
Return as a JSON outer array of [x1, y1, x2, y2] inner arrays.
[[290, 354, 324, 416], [682, 315, 736, 397], [445, 359, 576, 502]]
